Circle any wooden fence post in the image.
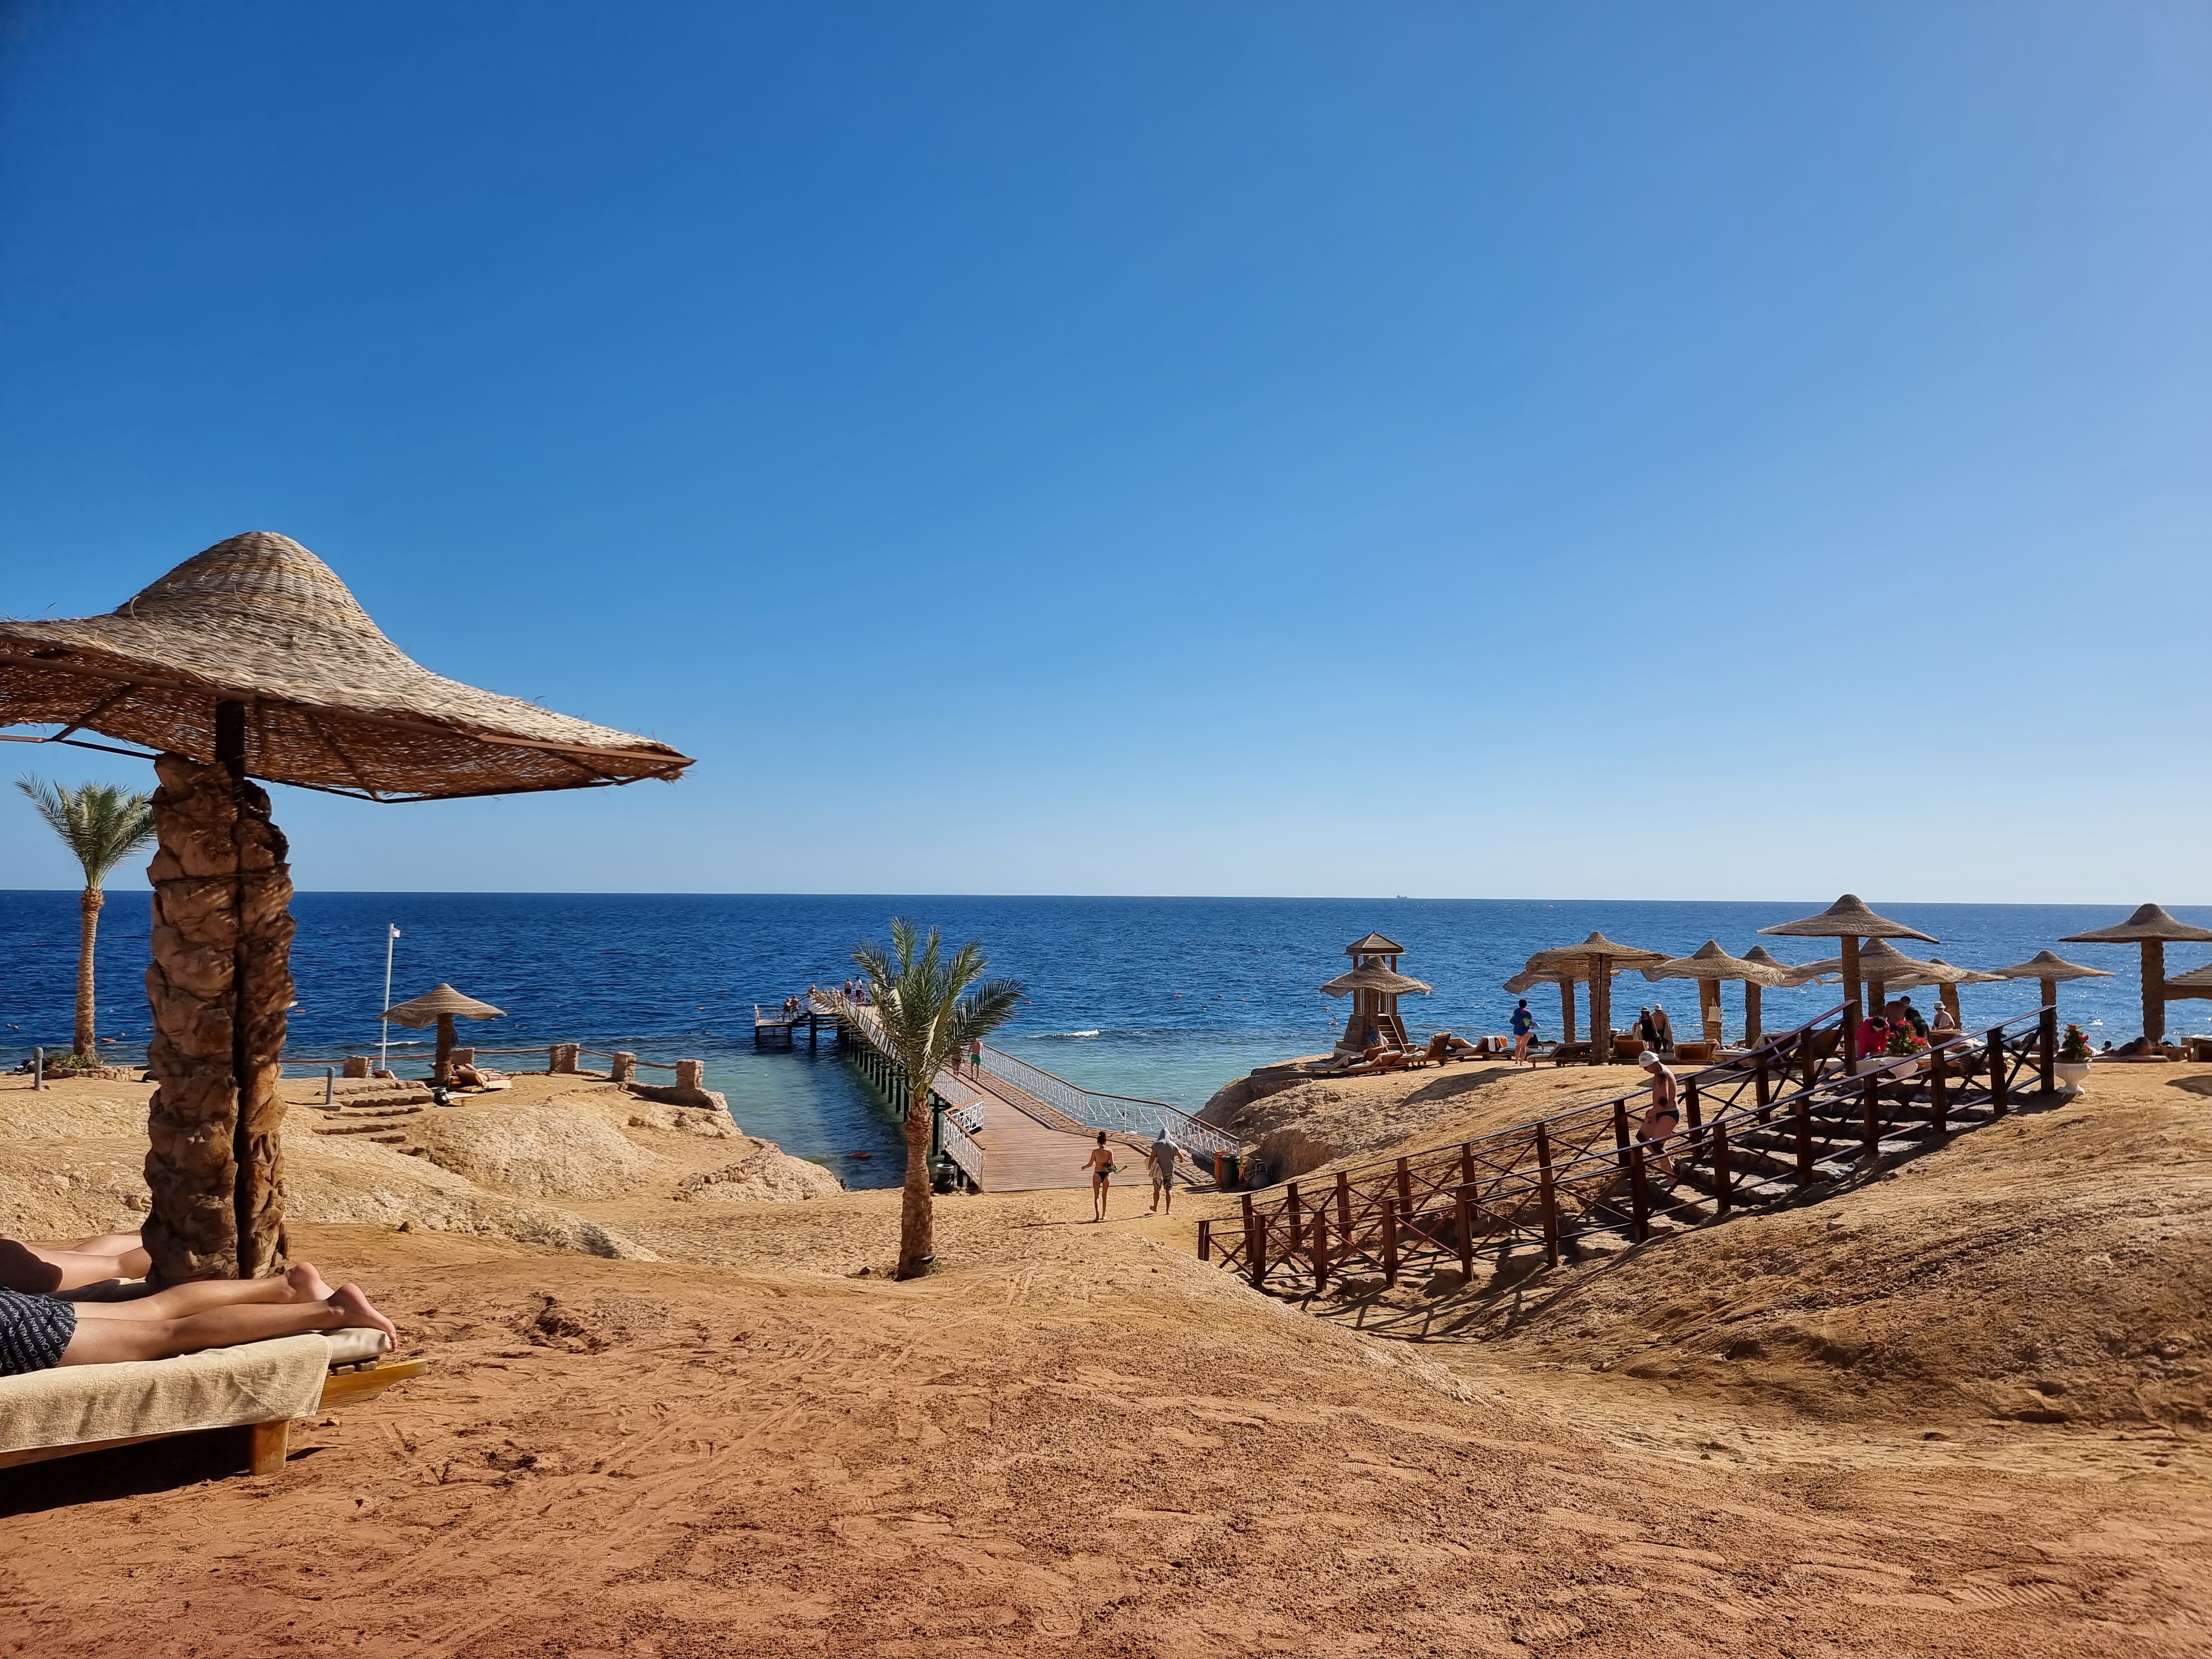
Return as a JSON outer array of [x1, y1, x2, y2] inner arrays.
[[1335, 1170, 1353, 1245], [1712, 1123, 1733, 1217], [1198, 1219, 1211, 1262], [1683, 1076, 1703, 1150], [1860, 1074, 1880, 1162], [1928, 1044, 1949, 1135], [1754, 1052, 1770, 1113], [1286, 1182, 1302, 1250], [1627, 1142, 1650, 1242], [1799, 1028, 1816, 1092], [1987, 1028, 2008, 1117], [1535, 1123, 1561, 1268], [1611, 1099, 1634, 1182], [1243, 1193, 1265, 1289], [1453, 1189, 1474, 1279], [1395, 1156, 1412, 1217], [1311, 1212, 1329, 1291], [1380, 1197, 1400, 1286], [2039, 1006, 2057, 1095], [1793, 1094, 1814, 1186]]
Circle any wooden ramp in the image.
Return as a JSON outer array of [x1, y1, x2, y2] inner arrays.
[[962, 1067, 1157, 1192]]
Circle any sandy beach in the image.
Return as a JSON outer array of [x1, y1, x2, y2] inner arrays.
[[1, 1056, 2206, 1656]]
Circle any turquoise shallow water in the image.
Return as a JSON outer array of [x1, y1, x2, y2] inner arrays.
[[3, 893, 2204, 1186]]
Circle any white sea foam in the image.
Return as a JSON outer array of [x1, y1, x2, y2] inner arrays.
[[1035, 1030, 1103, 1039]]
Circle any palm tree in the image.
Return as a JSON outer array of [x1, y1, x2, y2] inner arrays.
[[851, 917, 1025, 1279], [17, 775, 156, 1064]]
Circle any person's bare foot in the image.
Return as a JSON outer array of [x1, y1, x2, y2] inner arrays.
[[328, 1284, 399, 1350], [287, 1261, 336, 1303]]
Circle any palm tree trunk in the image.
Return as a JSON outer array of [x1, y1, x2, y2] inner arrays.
[[74, 888, 102, 1062], [896, 1083, 935, 1279], [143, 753, 295, 1283]]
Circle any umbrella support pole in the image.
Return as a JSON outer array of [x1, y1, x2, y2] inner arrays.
[[143, 744, 294, 1284]]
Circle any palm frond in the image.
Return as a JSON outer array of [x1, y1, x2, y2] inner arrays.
[[17, 774, 156, 889]]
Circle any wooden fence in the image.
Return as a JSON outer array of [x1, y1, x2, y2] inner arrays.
[[1198, 1005, 2057, 1297]]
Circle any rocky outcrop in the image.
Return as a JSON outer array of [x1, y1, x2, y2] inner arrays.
[[404, 1101, 667, 1201], [675, 1148, 844, 1204]]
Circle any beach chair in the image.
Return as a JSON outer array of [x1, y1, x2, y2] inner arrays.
[[0, 1327, 425, 1479]]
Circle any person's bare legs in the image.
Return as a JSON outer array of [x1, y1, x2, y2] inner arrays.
[[0, 1235, 152, 1294], [70, 1261, 336, 1317], [60, 1281, 398, 1366], [1093, 1174, 1109, 1222]]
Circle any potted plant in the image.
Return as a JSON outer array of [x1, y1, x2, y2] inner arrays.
[[1868, 1025, 1930, 1079], [2056, 1024, 2094, 1094]]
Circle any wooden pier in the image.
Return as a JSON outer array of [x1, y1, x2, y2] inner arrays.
[[753, 1001, 828, 1048], [799, 990, 1237, 1194]]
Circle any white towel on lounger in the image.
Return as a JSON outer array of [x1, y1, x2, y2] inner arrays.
[[0, 1328, 384, 1455]]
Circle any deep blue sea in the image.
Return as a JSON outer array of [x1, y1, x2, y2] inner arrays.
[[3, 893, 2205, 1188]]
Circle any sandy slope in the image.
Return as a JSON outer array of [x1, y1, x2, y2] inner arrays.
[[0, 1067, 2208, 1655]]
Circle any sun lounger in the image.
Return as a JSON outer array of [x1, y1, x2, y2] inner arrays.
[[0, 1327, 424, 1477]]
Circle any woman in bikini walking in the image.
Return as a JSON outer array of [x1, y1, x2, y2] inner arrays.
[[1084, 1131, 1115, 1222]]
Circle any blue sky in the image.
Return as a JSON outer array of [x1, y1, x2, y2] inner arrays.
[[1, 2, 2206, 899]]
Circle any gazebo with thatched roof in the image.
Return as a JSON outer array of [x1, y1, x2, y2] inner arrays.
[[0, 531, 693, 1284], [1760, 895, 1936, 1074], [2059, 905, 2212, 1044], [1325, 931, 1431, 1052], [382, 983, 508, 1084], [1642, 941, 1789, 1049], [1523, 932, 1667, 1063]]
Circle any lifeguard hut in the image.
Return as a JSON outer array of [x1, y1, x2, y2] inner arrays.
[[1323, 930, 1432, 1053]]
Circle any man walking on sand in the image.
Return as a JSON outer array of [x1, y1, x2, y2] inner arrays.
[[1147, 1131, 1178, 1214]]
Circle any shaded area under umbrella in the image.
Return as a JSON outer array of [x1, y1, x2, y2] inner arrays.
[[1760, 895, 1936, 1074], [0, 531, 693, 1282], [1641, 940, 1788, 1048], [1523, 932, 1668, 1064], [2059, 904, 2212, 1044], [381, 983, 508, 1084]]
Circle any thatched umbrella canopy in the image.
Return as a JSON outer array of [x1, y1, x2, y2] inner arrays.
[[1760, 895, 1936, 1073], [1505, 965, 1582, 1044], [1736, 945, 1816, 1040], [1320, 962, 1433, 998], [1642, 940, 1789, 1047], [1987, 950, 2112, 1026], [1524, 932, 1667, 1063], [1326, 932, 1427, 1051], [2059, 905, 2212, 1043], [382, 983, 508, 1084], [0, 532, 693, 1283], [2159, 961, 2212, 1006]]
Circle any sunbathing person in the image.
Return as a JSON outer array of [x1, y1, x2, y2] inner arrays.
[[0, 1230, 152, 1295], [0, 1260, 398, 1377]]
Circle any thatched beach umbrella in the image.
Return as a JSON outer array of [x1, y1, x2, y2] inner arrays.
[[1760, 895, 1936, 1073], [1739, 946, 1806, 1043], [1987, 951, 2110, 1025], [0, 531, 692, 1282], [381, 983, 507, 1083], [1912, 958, 2006, 1030], [1642, 940, 1789, 1048], [1775, 940, 1989, 1028], [2158, 962, 2212, 1029], [1524, 932, 1667, 1063], [2059, 905, 2212, 1044], [1505, 966, 1580, 1045]]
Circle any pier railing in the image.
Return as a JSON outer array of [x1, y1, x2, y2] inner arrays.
[[973, 1045, 1238, 1163], [1200, 1005, 2056, 1298]]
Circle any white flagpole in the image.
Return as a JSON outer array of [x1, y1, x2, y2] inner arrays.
[[380, 924, 400, 1072]]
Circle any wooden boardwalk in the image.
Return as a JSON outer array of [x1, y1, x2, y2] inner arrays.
[[954, 1063, 1161, 1193]]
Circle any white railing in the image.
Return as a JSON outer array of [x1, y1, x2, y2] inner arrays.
[[977, 1045, 1238, 1162]]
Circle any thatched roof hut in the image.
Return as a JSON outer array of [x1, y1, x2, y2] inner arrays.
[[2060, 905, 2212, 1042], [1328, 931, 1427, 1052], [0, 533, 691, 1283], [1320, 962, 1433, 998]]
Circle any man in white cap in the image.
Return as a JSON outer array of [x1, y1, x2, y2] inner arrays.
[[1147, 1131, 1180, 1214], [1636, 1050, 1681, 1178]]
